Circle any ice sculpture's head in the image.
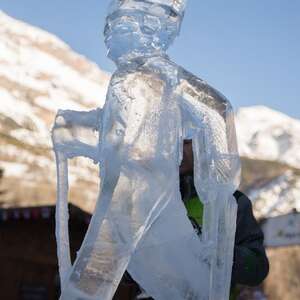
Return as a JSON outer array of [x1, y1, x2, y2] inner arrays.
[[104, 0, 187, 64]]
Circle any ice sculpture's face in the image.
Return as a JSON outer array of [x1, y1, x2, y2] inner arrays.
[[104, 0, 185, 63]]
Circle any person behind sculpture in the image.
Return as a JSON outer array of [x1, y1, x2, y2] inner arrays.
[[179, 140, 270, 287]]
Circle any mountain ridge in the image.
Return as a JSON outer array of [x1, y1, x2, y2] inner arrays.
[[0, 11, 299, 219]]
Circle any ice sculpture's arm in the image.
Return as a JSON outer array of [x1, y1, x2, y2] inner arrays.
[[52, 108, 102, 161], [180, 94, 239, 193], [178, 76, 241, 300], [56, 108, 102, 130], [176, 69, 241, 196]]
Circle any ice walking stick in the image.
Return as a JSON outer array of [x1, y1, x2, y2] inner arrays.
[[54, 151, 72, 289]]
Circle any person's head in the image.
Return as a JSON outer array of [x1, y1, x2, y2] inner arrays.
[[180, 139, 193, 176], [104, 0, 187, 64]]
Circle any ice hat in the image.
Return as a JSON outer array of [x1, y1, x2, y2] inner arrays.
[[147, 0, 187, 15], [108, 0, 187, 17]]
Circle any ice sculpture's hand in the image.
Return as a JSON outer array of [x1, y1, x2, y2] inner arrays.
[[52, 110, 100, 162], [56, 108, 102, 131]]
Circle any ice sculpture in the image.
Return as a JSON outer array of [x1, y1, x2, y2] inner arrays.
[[52, 0, 241, 299]]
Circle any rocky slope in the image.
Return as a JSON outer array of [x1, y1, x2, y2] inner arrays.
[[0, 11, 299, 220]]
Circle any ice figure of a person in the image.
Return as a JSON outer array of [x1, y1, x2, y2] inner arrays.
[[52, 0, 241, 299]]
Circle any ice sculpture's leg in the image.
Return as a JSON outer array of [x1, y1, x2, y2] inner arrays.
[[128, 192, 212, 300], [192, 127, 239, 300], [59, 161, 178, 300], [198, 186, 237, 300], [210, 191, 237, 300]]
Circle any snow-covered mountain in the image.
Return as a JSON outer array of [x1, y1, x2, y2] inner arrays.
[[236, 106, 300, 169], [236, 106, 300, 218], [0, 11, 299, 219], [0, 11, 109, 213]]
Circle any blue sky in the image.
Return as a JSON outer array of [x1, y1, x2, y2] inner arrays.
[[1, 0, 300, 118]]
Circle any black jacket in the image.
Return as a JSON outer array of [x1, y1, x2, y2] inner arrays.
[[232, 190, 269, 286]]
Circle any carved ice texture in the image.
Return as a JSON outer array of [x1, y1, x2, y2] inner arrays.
[[52, 0, 241, 299]]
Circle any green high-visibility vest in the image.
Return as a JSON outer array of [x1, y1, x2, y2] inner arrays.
[[184, 196, 204, 226]]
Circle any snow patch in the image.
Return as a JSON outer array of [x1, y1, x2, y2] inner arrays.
[[0, 161, 28, 177], [236, 106, 300, 169]]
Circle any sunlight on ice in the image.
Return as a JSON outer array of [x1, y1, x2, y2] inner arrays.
[[52, 1, 241, 299]]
